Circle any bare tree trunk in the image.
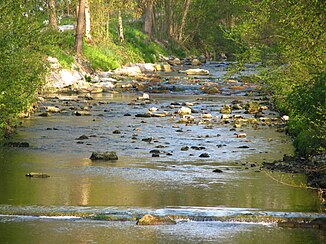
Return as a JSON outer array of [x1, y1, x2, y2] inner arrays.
[[166, 0, 173, 37], [85, 0, 92, 43], [178, 0, 191, 41], [143, 0, 154, 37], [118, 10, 124, 43], [75, 0, 86, 56], [48, 0, 57, 29]]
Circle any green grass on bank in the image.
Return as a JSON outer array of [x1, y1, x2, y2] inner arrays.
[[42, 23, 183, 71]]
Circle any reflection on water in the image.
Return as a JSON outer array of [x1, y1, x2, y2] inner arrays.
[[0, 150, 321, 211]]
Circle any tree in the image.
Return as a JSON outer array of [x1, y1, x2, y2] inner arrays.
[[75, 0, 86, 55], [48, 0, 57, 29], [178, 0, 191, 41], [143, 0, 154, 37], [118, 9, 124, 42], [85, 0, 92, 43]]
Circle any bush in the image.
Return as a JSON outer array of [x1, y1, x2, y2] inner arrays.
[[0, 2, 47, 138]]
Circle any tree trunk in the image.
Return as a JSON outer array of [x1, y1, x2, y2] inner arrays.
[[75, 0, 86, 56], [85, 0, 92, 43], [48, 0, 57, 29], [166, 0, 173, 37], [143, 0, 154, 37], [118, 10, 124, 43], [178, 0, 191, 41]]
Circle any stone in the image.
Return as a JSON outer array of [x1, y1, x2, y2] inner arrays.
[[149, 107, 158, 112], [4, 142, 30, 147], [213, 169, 223, 173], [162, 64, 172, 72], [185, 69, 209, 75], [75, 135, 89, 140], [142, 137, 153, 143], [136, 214, 176, 225], [134, 63, 156, 72], [74, 111, 91, 116], [39, 112, 51, 117], [114, 66, 142, 77], [113, 130, 121, 134], [191, 59, 202, 66], [199, 153, 210, 158], [246, 102, 260, 114], [202, 113, 212, 119], [137, 93, 150, 100], [168, 58, 182, 66], [181, 146, 189, 151], [90, 151, 118, 161], [236, 133, 247, 138], [46, 106, 60, 113], [201, 86, 220, 94], [282, 115, 289, 121], [135, 113, 152, 118], [25, 172, 50, 178], [220, 105, 232, 114], [178, 106, 192, 115]]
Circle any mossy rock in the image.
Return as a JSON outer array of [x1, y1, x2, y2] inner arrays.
[[90, 151, 118, 161]]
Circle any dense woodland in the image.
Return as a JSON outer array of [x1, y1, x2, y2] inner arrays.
[[0, 0, 325, 158]]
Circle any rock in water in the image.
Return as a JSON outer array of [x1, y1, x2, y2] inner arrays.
[[90, 151, 118, 161], [185, 69, 209, 75], [136, 214, 176, 225], [246, 102, 260, 114], [178, 106, 192, 115], [25, 172, 50, 178], [213, 169, 223, 173]]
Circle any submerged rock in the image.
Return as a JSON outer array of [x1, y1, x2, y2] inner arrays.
[[75, 135, 89, 140], [90, 151, 118, 161], [4, 142, 30, 147], [136, 214, 176, 225], [25, 172, 50, 178]]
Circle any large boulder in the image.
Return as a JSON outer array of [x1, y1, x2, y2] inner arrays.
[[136, 214, 176, 225], [185, 69, 209, 75], [90, 151, 118, 161]]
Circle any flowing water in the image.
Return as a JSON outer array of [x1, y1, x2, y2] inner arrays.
[[0, 63, 325, 243]]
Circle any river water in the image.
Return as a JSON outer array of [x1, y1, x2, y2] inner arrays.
[[0, 63, 325, 243]]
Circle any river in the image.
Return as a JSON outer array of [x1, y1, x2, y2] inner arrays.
[[0, 62, 325, 243]]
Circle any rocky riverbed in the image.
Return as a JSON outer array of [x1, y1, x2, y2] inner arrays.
[[1, 60, 325, 243]]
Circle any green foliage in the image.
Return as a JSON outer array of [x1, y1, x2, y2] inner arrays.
[[287, 74, 326, 155], [230, 0, 326, 155], [0, 1, 47, 138], [41, 30, 75, 68]]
